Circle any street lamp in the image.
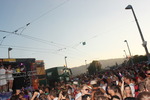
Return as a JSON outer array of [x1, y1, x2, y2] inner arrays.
[[85, 60, 87, 67], [64, 56, 67, 67], [8, 47, 12, 58], [123, 50, 128, 59], [125, 5, 150, 62], [124, 40, 134, 65]]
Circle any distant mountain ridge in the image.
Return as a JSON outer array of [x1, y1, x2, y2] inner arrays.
[[71, 58, 124, 76]]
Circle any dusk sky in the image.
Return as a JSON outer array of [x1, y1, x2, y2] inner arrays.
[[0, 0, 150, 69]]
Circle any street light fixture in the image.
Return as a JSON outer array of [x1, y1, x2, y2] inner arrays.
[[124, 40, 134, 65], [125, 5, 150, 62], [64, 56, 67, 67]]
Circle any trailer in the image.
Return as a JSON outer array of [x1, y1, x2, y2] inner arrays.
[[46, 67, 72, 86]]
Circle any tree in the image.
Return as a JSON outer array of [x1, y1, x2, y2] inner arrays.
[[88, 60, 102, 75]]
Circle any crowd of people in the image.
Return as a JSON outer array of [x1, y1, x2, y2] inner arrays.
[[0, 65, 14, 93], [1, 62, 150, 100], [0, 64, 26, 93]]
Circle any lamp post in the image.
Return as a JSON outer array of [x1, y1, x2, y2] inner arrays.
[[64, 56, 67, 67], [8, 47, 12, 58], [124, 40, 134, 65], [85, 60, 88, 67], [123, 50, 128, 59], [125, 5, 150, 62]]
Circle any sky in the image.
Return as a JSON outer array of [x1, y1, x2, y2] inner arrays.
[[0, 0, 150, 69]]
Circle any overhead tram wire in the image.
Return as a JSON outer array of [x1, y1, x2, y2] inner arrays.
[[0, 44, 56, 51], [0, 30, 64, 48], [0, 30, 88, 59], [0, 46, 66, 57], [8, 0, 70, 36], [0, 0, 70, 46], [29, 0, 70, 24]]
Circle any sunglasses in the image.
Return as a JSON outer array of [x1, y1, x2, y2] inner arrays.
[[146, 73, 150, 75], [85, 89, 89, 91]]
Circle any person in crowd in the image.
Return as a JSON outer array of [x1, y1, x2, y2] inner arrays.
[[145, 67, 150, 78], [95, 96, 109, 100], [121, 78, 133, 99], [75, 85, 90, 100], [19, 92, 27, 100], [121, 85, 133, 99], [144, 77, 150, 92], [111, 95, 120, 100], [0, 65, 7, 93], [99, 79, 107, 91], [93, 90, 105, 100], [137, 72, 146, 93], [107, 84, 122, 100], [137, 91, 150, 100], [31, 89, 43, 100], [45, 86, 50, 95], [75, 87, 82, 100], [124, 76, 135, 97], [6, 65, 14, 92], [50, 90, 58, 100], [23, 90, 30, 100], [38, 93, 47, 100], [58, 89, 69, 100], [82, 94, 91, 100], [81, 85, 90, 96], [124, 97, 136, 100], [10, 95, 19, 100]]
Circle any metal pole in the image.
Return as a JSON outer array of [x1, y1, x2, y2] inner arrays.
[[85, 60, 87, 66], [126, 5, 150, 62], [65, 56, 67, 67], [8, 47, 12, 58], [124, 40, 134, 65], [124, 50, 128, 59], [8, 49, 10, 58]]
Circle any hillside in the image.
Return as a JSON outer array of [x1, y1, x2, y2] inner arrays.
[[71, 58, 124, 76]]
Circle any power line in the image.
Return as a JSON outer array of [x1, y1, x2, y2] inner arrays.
[[0, 44, 55, 51], [8, 0, 70, 36], [29, 0, 70, 24], [0, 30, 63, 48]]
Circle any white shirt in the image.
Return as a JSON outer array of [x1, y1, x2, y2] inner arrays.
[[54, 97, 58, 100], [75, 92, 82, 100], [0, 68, 6, 79], [129, 83, 135, 97]]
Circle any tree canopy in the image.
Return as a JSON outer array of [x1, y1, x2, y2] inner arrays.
[[87, 60, 102, 75]]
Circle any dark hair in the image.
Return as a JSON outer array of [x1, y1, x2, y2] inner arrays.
[[137, 92, 150, 100], [96, 96, 109, 100], [50, 90, 57, 97], [82, 94, 91, 100], [124, 85, 131, 89], [125, 75, 132, 81], [124, 97, 136, 100], [24, 90, 28, 95], [138, 72, 146, 79], [111, 95, 120, 100], [10, 95, 19, 100], [108, 84, 121, 94]]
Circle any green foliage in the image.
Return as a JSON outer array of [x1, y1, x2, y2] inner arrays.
[[122, 55, 147, 66], [132, 55, 147, 63], [87, 60, 102, 75]]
